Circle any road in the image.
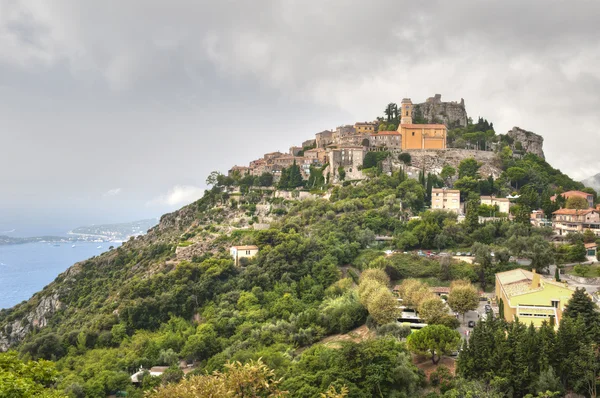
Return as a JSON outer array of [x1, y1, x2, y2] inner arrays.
[[457, 301, 491, 342]]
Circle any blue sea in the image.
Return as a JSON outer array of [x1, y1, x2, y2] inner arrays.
[[0, 242, 120, 309]]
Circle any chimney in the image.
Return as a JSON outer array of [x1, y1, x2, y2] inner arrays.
[[531, 269, 540, 289]]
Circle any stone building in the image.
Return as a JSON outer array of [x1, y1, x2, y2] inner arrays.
[[397, 98, 447, 150], [264, 151, 285, 160], [228, 166, 251, 177], [289, 146, 303, 156], [316, 130, 334, 148], [327, 146, 365, 181], [332, 125, 356, 143], [302, 139, 316, 148], [304, 148, 328, 164], [354, 122, 378, 135], [412, 94, 468, 128], [368, 131, 402, 151]]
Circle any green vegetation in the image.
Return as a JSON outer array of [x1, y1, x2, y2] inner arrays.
[[457, 290, 600, 397], [1, 142, 599, 397]]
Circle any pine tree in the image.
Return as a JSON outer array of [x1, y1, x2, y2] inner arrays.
[[554, 267, 560, 282], [563, 288, 600, 339], [288, 161, 304, 188], [498, 298, 505, 320], [465, 200, 480, 233]]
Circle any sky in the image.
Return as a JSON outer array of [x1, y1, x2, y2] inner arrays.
[[1, 0, 600, 235]]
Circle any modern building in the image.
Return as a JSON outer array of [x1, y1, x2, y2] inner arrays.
[[480, 196, 511, 215], [396, 98, 447, 150], [550, 190, 594, 209], [431, 188, 461, 213], [551, 208, 600, 237], [495, 268, 576, 329], [230, 245, 259, 266], [530, 210, 552, 227]]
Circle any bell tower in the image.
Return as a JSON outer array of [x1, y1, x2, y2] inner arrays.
[[400, 98, 413, 125]]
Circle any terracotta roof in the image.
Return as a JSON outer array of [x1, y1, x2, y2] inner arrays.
[[585, 242, 597, 249], [232, 245, 259, 250], [399, 123, 447, 129], [429, 287, 451, 294], [552, 208, 597, 215], [551, 191, 593, 201]]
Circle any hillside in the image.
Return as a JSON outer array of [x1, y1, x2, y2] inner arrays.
[[0, 108, 596, 397]]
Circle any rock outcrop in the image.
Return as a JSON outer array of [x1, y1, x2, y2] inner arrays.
[[0, 294, 62, 350], [582, 172, 600, 192], [413, 94, 468, 128], [506, 127, 545, 159], [401, 149, 503, 179]]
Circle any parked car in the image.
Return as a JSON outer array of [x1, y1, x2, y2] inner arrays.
[[468, 320, 476, 328], [484, 304, 492, 312]]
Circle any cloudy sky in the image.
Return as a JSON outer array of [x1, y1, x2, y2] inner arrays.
[[1, 0, 599, 235]]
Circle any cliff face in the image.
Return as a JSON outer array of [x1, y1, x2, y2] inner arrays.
[[402, 148, 503, 178], [507, 127, 545, 159], [582, 173, 600, 192], [413, 94, 468, 128]]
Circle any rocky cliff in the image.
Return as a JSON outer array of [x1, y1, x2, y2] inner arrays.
[[403, 148, 503, 178], [506, 127, 545, 159], [413, 94, 468, 128]]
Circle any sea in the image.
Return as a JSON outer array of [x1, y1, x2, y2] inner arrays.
[[0, 242, 121, 309]]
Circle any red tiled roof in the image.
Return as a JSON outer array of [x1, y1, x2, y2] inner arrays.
[[585, 243, 597, 249], [551, 191, 593, 201], [552, 208, 597, 215]]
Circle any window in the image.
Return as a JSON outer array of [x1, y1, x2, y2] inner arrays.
[[412, 132, 415, 136], [405, 111, 409, 116], [551, 300, 559, 308], [246, 250, 251, 255]]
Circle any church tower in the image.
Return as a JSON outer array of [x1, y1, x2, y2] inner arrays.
[[400, 98, 413, 125]]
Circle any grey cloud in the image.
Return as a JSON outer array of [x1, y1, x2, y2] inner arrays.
[[1, 0, 600, 234]]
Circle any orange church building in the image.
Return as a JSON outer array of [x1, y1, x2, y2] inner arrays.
[[397, 98, 447, 150]]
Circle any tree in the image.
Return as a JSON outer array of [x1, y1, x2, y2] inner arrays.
[[464, 200, 480, 233], [395, 279, 430, 308], [448, 281, 479, 322], [337, 166, 346, 182], [288, 161, 304, 188], [148, 359, 288, 398], [563, 288, 600, 338], [554, 267, 560, 282], [368, 289, 401, 325], [472, 242, 493, 290], [407, 325, 461, 364], [398, 152, 412, 165], [505, 167, 527, 189], [206, 171, 222, 187], [458, 158, 481, 179], [258, 172, 274, 187], [566, 196, 589, 210], [0, 351, 63, 398], [359, 269, 390, 286], [440, 165, 456, 186], [418, 296, 448, 324]]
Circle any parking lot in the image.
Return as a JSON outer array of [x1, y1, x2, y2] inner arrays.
[[457, 300, 494, 340]]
